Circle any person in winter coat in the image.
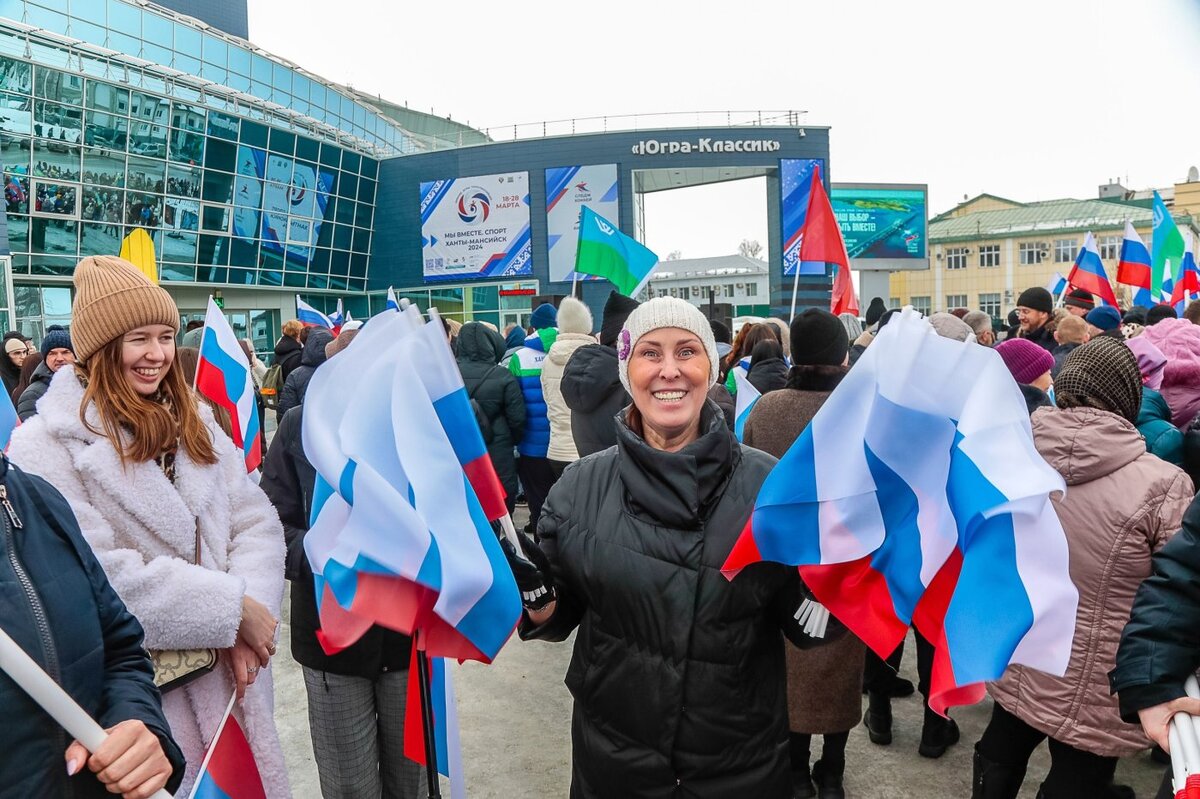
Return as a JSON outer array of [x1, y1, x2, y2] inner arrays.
[[542, 297, 595, 475], [457, 322, 526, 513], [261, 403, 423, 798], [1141, 317, 1200, 429], [742, 308, 864, 798], [8, 255, 290, 797], [273, 320, 304, 382], [746, 338, 789, 395], [276, 326, 334, 419], [0, 331, 29, 396], [503, 297, 836, 798], [0, 454, 185, 799], [974, 337, 1193, 799], [509, 302, 559, 532], [1127, 337, 1184, 466], [1014, 287, 1057, 352], [1050, 315, 1088, 378], [10, 350, 40, 405], [724, 322, 779, 394], [561, 291, 639, 458], [17, 324, 75, 421], [996, 338, 1055, 416]]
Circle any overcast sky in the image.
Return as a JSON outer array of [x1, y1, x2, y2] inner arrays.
[[248, 0, 1200, 260]]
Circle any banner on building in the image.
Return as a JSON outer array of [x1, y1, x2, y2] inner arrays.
[[421, 172, 532, 281], [830, 184, 929, 270], [232, 145, 334, 266], [545, 164, 619, 283], [780, 158, 826, 277]]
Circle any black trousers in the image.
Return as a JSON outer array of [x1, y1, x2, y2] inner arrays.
[[517, 455, 558, 535], [863, 628, 935, 700], [977, 702, 1117, 798]]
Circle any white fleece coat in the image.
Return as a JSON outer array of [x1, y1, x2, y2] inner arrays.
[[542, 297, 594, 463], [9, 367, 290, 798]]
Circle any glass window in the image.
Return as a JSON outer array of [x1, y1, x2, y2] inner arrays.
[[334, 199, 354, 226], [909, 296, 931, 315], [173, 23, 202, 58], [361, 158, 377, 180], [332, 223, 352, 251], [349, 252, 367, 278], [979, 244, 1000, 268], [79, 220, 121, 256], [33, 141, 81, 182], [309, 247, 330, 274], [198, 234, 229, 267], [107, 0, 141, 37], [86, 81, 127, 114], [979, 293, 1002, 320], [170, 102, 205, 132], [82, 150, 125, 187], [341, 151, 361, 174], [945, 247, 968, 270], [1054, 238, 1076, 263], [1099, 235, 1121, 260], [271, 62, 292, 99], [160, 262, 195, 282], [169, 128, 204, 164], [166, 163, 201, 198], [351, 227, 370, 253], [203, 137, 236, 173], [25, 5, 70, 36], [268, 128, 295, 156], [295, 136, 319, 162], [0, 58, 32, 94], [357, 177, 375, 205], [160, 229, 197, 264], [126, 155, 163, 193], [201, 169, 233, 203], [85, 110, 128, 152], [1019, 242, 1046, 265], [251, 54, 273, 86], [318, 142, 340, 168], [0, 92, 32, 136], [125, 192, 162, 227], [34, 68, 84, 106], [946, 294, 968, 310], [206, 112, 239, 142], [34, 100, 83, 144], [202, 35, 228, 69], [354, 201, 372, 229], [228, 45, 250, 77], [330, 248, 349, 275], [201, 203, 230, 232], [3, 173, 30, 215], [337, 172, 357, 201], [80, 186, 122, 227], [240, 120, 268, 149]]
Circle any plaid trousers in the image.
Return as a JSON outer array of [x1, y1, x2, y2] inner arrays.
[[302, 667, 424, 799]]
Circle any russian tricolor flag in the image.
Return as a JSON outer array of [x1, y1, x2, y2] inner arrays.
[[732, 368, 761, 443], [1066, 232, 1119, 307], [722, 308, 1078, 714], [296, 296, 334, 330], [1117, 221, 1153, 308], [1044, 272, 1067, 297], [189, 696, 266, 799], [404, 650, 465, 799], [195, 298, 262, 472], [386, 286, 401, 312], [1171, 231, 1200, 313]]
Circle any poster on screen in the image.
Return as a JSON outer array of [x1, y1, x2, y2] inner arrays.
[[420, 171, 532, 281], [545, 164, 619, 283], [231, 145, 334, 266]]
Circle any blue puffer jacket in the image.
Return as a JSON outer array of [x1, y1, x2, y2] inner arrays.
[[1138, 387, 1184, 466], [508, 328, 558, 458], [0, 456, 184, 798]]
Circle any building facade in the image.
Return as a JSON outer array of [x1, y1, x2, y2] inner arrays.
[[888, 191, 1200, 320], [647, 254, 770, 317]]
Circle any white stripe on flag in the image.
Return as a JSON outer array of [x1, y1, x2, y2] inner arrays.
[[200, 297, 256, 454]]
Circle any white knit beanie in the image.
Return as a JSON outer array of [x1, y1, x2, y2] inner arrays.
[[617, 296, 720, 394]]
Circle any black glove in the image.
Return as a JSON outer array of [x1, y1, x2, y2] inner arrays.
[[499, 531, 556, 611]]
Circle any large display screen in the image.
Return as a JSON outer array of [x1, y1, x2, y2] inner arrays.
[[232, 144, 334, 265], [420, 171, 532, 281], [545, 164, 619, 283], [830, 184, 928, 270], [780, 157, 826, 277]]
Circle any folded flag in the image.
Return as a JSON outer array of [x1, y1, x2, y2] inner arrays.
[[1066, 232, 1118, 307], [1044, 272, 1068, 297], [195, 297, 262, 472], [296, 296, 334, 330], [1153, 191, 1185, 303], [404, 649, 465, 799], [798, 164, 859, 317], [574, 206, 658, 297], [722, 308, 1078, 714], [1117, 221, 1153, 308], [1172, 231, 1200, 314], [189, 695, 266, 799], [732, 368, 761, 443], [386, 286, 401, 312]]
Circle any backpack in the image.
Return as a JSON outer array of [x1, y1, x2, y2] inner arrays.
[[261, 364, 284, 409]]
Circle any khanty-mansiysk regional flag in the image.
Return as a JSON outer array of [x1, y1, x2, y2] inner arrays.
[[301, 304, 520, 662], [1117, 221, 1153, 308], [721, 308, 1078, 714], [195, 297, 262, 472], [574, 206, 658, 297], [1066, 232, 1119, 307], [1153, 191, 1185, 303]]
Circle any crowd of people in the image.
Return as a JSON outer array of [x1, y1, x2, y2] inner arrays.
[[8, 266, 1200, 798]]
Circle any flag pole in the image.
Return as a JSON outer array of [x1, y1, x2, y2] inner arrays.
[[788, 263, 801, 323], [416, 631, 443, 799], [185, 693, 236, 799], [0, 625, 174, 798]]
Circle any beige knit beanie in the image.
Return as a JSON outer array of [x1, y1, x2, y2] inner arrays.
[[71, 256, 180, 362], [617, 296, 720, 393]]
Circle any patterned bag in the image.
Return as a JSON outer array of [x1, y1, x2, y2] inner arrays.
[[149, 521, 218, 692]]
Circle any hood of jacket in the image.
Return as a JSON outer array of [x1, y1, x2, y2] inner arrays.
[[300, 328, 333, 368], [274, 335, 301, 360], [456, 322, 505, 364], [1137, 387, 1173, 427], [30, 359, 54, 383], [616, 400, 737, 529], [561, 344, 624, 413], [1032, 405, 1146, 486], [504, 326, 526, 350], [547, 331, 595, 367]]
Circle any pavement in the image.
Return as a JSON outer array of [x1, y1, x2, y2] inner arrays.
[[269, 507, 1167, 798]]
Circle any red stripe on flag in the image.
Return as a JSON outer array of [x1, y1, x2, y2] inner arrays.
[[203, 713, 266, 799], [195, 361, 245, 448], [1117, 261, 1152, 289], [910, 547, 986, 715], [720, 519, 764, 576], [800, 558, 910, 660], [404, 645, 428, 766], [463, 455, 507, 521]]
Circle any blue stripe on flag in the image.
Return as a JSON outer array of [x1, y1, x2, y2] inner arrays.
[[191, 772, 234, 799], [310, 473, 337, 528], [431, 657, 450, 778], [942, 436, 1035, 683], [432, 391, 488, 465], [338, 461, 357, 506], [862, 442, 926, 624], [199, 331, 260, 459], [750, 427, 823, 563]]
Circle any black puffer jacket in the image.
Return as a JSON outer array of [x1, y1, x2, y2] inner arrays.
[[1112, 494, 1200, 720], [457, 323, 526, 503], [560, 343, 629, 458], [260, 406, 413, 676], [525, 402, 812, 798], [0, 456, 184, 798], [277, 328, 333, 418], [16, 360, 53, 421], [273, 335, 303, 382], [747, 355, 789, 395]]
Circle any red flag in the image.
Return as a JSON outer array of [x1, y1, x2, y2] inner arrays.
[[798, 164, 859, 316]]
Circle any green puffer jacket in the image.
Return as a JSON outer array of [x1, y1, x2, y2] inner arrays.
[[1137, 387, 1184, 466]]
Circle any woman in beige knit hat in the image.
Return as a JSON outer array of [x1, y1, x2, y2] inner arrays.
[[8, 255, 291, 797]]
